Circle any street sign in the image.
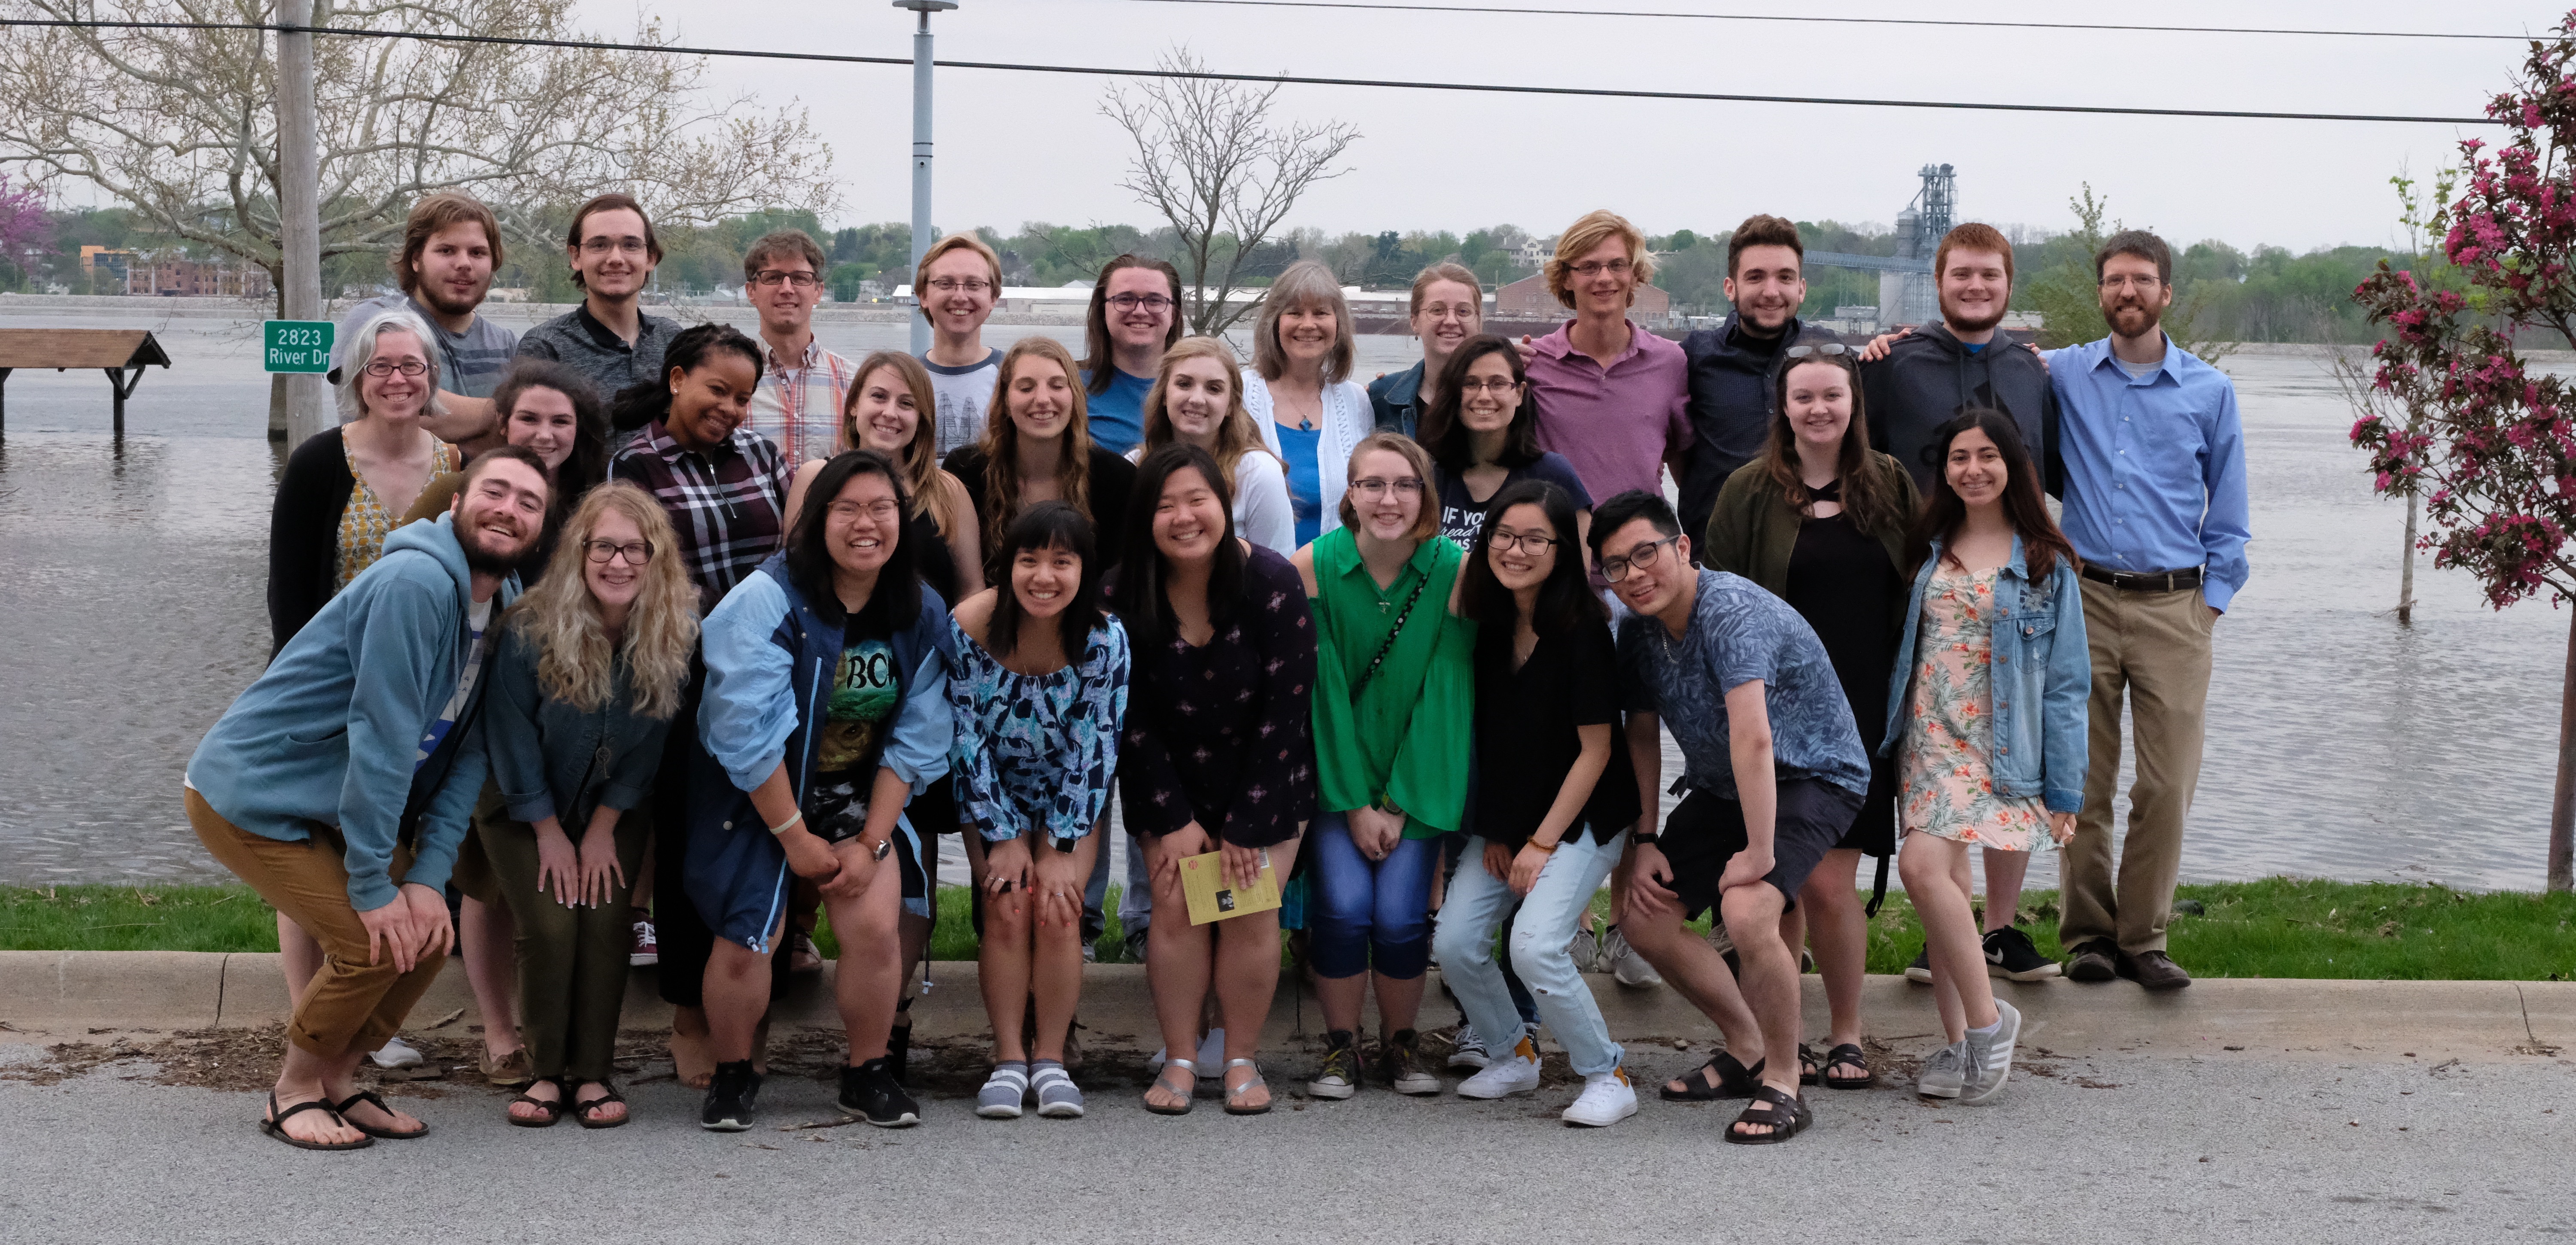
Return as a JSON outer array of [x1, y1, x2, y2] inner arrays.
[[263, 319, 334, 374]]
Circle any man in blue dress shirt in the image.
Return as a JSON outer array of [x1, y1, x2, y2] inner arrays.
[[2047, 230, 2251, 992]]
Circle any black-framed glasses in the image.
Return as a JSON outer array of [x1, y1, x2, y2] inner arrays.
[[1600, 533, 1681, 582], [362, 359, 428, 377], [1106, 293, 1175, 313], [1456, 377, 1522, 395], [1488, 528, 1558, 554], [752, 270, 819, 289], [578, 237, 648, 256], [1784, 343, 1852, 361], [584, 539, 655, 565]]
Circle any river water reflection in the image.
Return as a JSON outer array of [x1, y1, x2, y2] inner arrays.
[[0, 314, 2561, 892]]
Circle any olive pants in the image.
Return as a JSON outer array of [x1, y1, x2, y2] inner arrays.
[[2059, 579, 2215, 957], [476, 811, 650, 1082]]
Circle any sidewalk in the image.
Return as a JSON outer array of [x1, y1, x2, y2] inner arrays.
[[6, 950, 2569, 1062]]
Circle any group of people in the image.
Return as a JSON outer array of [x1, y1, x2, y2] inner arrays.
[[185, 190, 2247, 1151]]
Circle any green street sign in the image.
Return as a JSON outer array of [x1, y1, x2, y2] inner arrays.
[[263, 319, 335, 374]]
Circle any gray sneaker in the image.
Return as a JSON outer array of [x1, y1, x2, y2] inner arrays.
[[1604, 924, 1664, 988], [1917, 1040, 1967, 1099], [1959, 998, 2022, 1105]]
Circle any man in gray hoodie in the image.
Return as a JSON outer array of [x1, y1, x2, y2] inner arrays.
[[185, 447, 549, 1150]]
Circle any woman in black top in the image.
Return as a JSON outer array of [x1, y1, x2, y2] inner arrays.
[[1700, 346, 1917, 1092], [1112, 445, 1317, 1116], [1426, 479, 1643, 1127], [942, 335, 1137, 582], [1416, 334, 1593, 555]]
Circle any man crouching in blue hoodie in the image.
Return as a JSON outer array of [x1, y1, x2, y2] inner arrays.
[[185, 446, 551, 1151]]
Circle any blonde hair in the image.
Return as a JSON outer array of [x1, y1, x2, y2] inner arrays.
[[844, 351, 970, 543], [1138, 336, 1275, 495], [913, 233, 1002, 311], [1409, 261, 1483, 316], [1336, 431, 1441, 544], [506, 482, 699, 720], [1544, 210, 1657, 310], [977, 336, 1093, 561], [1252, 260, 1355, 384]]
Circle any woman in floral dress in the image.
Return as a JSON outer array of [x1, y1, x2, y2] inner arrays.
[[1886, 410, 2090, 1107]]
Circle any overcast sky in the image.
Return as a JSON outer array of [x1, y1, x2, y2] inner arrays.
[[581, 0, 2545, 251]]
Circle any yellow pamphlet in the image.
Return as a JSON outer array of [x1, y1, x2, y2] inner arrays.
[[1179, 849, 1281, 925]]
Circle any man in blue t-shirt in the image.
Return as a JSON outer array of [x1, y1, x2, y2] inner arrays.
[[1592, 490, 1868, 1145], [1077, 255, 1185, 458]]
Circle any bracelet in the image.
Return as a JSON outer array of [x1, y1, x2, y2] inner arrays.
[[768, 812, 804, 837], [1528, 838, 1560, 854], [1630, 832, 1660, 848]]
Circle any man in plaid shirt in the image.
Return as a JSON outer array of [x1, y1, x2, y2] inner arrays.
[[743, 229, 855, 466]]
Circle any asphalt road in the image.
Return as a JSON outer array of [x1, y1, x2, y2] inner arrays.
[[3, 1042, 2570, 1245]]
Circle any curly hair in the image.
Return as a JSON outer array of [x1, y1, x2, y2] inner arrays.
[[505, 481, 699, 720]]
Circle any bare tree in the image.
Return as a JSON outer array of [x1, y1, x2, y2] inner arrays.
[[1102, 46, 1357, 334]]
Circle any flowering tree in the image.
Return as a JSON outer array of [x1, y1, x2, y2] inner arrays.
[[0, 171, 45, 287], [2350, 12, 2576, 891]]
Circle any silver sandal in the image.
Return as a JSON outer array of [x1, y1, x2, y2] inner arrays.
[[1145, 1057, 1196, 1115], [1222, 1057, 1273, 1116]]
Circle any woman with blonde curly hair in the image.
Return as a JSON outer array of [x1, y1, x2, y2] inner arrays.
[[479, 480, 699, 1128], [1127, 336, 1295, 555]]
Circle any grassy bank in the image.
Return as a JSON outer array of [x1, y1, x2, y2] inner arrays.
[[8, 877, 2573, 981]]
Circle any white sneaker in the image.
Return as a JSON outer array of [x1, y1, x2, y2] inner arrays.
[[1150, 1028, 1230, 1078], [1561, 1066, 1639, 1127], [366, 1036, 424, 1070], [1604, 925, 1664, 988], [1455, 1032, 1540, 1099], [1447, 1026, 1492, 1071]]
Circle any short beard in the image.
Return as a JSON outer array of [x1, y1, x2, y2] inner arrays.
[[1944, 302, 2006, 335], [459, 522, 536, 577], [413, 277, 484, 319], [2105, 301, 2163, 339]]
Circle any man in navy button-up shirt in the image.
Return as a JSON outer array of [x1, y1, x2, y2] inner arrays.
[[2044, 230, 2250, 992]]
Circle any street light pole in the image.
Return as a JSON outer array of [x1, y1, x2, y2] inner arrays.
[[896, 2, 958, 356]]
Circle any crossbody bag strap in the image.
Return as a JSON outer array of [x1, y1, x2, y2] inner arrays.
[[1347, 568, 1433, 704]]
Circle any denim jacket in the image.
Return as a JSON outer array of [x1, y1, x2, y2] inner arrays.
[[483, 625, 678, 830], [1881, 534, 2090, 812]]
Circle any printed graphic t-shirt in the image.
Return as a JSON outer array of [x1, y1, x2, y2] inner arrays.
[[416, 597, 495, 769], [1434, 452, 1594, 552], [807, 607, 900, 842], [925, 348, 1002, 461]]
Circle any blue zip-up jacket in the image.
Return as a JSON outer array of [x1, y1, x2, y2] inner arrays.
[[186, 515, 516, 911], [1881, 534, 2090, 813], [1366, 360, 1428, 439], [483, 623, 681, 829], [693, 554, 954, 849]]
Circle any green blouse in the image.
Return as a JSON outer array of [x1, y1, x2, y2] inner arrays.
[[1307, 528, 1476, 839]]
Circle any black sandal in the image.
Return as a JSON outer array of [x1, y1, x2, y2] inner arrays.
[[260, 1093, 372, 1151], [1796, 1043, 1823, 1087], [1821, 1043, 1876, 1089], [332, 1089, 429, 1139], [571, 1082, 630, 1130], [505, 1079, 567, 1129], [1721, 1084, 1813, 1146], [1660, 1051, 1765, 1102]]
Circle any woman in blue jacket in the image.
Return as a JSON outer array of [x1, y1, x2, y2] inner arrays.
[[1886, 410, 2088, 1109], [691, 450, 955, 1132], [480, 481, 697, 1129]]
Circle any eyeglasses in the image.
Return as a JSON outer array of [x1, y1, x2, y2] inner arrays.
[[1783, 343, 1852, 361], [2098, 274, 2163, 291], [362, 359, 428, 377], [1570, 259, 1633, 278], [578, 237, 649, 256], [828, 498, 905, 522], [584, 539, 656, 565], [1456, 377, 1522, 395], [1488, 528, 1557, 554], [1106, 293, 1175, 313], [928, 277, 993, 295], [1349, 476, 1425, 498], [1600, 533, 1682, 582], [752, 270, 819, 289]]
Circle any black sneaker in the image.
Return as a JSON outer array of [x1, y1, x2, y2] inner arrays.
[[1904, 946, 1934, 984], [700, 1059, 762, 1131], [1308, 1029, 1363, 1099], [1377, 1029, 1442, 1096], [1984, 926, 2062, 981], [839, 1057, 920, 1127]]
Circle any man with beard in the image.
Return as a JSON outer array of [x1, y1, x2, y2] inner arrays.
[[184, 447, 550, 1150], [2048, 230, 2249, 992], [330, 194, 519, 448], [1677, 214, 1842, 548], [1859, 221, 2064, 987]]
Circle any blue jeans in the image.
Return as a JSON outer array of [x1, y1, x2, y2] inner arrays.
[[1431, 830, 1628, 1076], [1307, 811, 1439, 981]]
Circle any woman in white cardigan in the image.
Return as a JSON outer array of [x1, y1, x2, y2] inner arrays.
[[1243, 260, 1375, 551]]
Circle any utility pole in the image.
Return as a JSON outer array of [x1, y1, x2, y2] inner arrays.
[[277, 0, 328, 446], [896, 1, 957, 355]]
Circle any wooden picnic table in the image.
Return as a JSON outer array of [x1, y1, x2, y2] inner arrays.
[[0, 328, 173, 440]]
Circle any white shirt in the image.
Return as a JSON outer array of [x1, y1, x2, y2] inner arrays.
[[1243, 370, 1373, 542], [1125, 440, 1298, 556]]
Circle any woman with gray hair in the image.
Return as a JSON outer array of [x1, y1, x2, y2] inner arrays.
[[1246, 260, 1373, 551]]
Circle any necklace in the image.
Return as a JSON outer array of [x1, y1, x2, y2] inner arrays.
[[1279, 387, 1319, 431]]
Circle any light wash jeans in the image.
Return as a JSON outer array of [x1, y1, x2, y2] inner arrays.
[[1431, 829, 1628, 1077]]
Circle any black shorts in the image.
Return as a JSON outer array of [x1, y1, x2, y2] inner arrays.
[[1655, 777, 1865, 920], [1835, 750, 1897, 858]]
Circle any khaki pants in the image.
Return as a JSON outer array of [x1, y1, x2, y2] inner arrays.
[[186, 786, 446, 1057], [474, 809, 650, 1083], [2058, 579, 2214, 957]]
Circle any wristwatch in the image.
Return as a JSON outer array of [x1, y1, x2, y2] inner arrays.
[[1049, 834, 1081, 854], [864, 835, 893, 862]]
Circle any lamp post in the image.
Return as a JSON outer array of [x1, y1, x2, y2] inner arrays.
[[895, 1, 958, 355]]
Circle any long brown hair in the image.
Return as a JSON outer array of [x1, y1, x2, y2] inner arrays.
[[1081, 254, 1184, 395], [844, 351, 969, 543], [1137, 336, 1273, 495], [1910, 409, 2079, 581], [977, 336, 1093, 562], [1765, 351, 1904, 538]]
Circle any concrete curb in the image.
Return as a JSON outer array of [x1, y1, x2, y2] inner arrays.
[[8, 951, 2573, 1063]]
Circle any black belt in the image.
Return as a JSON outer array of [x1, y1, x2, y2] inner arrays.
[[2081, 564, 2204, 592]]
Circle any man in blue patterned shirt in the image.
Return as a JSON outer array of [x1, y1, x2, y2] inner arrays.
[[1593, 489, 1868, 1145]]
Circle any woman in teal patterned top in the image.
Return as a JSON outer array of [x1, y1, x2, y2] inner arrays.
[[1290, 432, 1475, 1099]]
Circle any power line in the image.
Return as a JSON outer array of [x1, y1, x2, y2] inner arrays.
[[0, 17, 2503, 125], [1131, 0, 2535, 41]]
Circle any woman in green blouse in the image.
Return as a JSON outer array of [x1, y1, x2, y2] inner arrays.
[[1290, 431, 1476, 1100]]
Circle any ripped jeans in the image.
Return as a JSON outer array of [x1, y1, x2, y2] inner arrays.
[[1429, 829, 1628, 1077]]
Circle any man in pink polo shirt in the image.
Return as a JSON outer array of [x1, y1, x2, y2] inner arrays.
[[1525, 210, 1693, 505]]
